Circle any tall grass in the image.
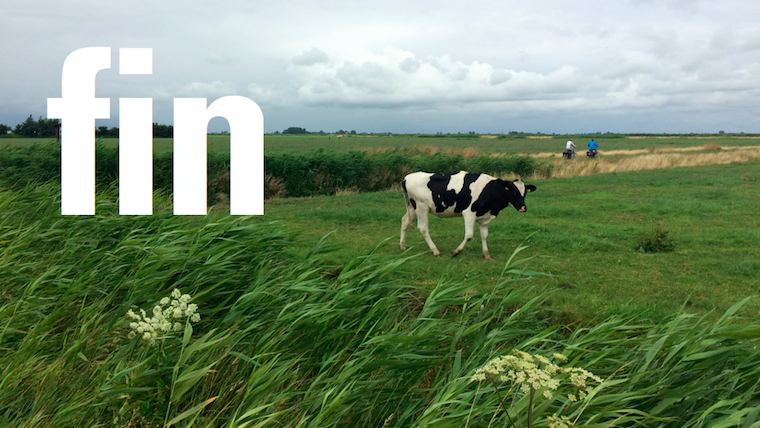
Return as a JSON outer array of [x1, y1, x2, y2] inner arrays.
[[1, 185, 760, 426]]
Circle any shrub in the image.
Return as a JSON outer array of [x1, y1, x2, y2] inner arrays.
[[264, 174, 287, 199], [636, 223, 675, 253]]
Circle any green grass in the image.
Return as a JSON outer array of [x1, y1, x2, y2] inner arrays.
[[2, 135, 760, 426], [1, 182, 760, 426], [4, 133, 760, 155], [261, 161, 760, 321]]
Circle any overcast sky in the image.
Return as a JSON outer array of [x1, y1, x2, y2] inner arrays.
[[2, 0, 760, 133]]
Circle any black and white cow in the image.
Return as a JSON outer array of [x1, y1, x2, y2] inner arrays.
[[400, 171, 537, 259]]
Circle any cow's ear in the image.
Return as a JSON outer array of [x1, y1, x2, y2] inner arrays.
[[526, 184, 537, 193]]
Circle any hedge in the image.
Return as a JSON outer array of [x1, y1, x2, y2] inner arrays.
[[0, 143, 541, 199]]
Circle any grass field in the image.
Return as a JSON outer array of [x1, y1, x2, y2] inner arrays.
[[2, 135, 760, 426], [4, 133, 760, 155], [1, 134, 758, 320], [261, 161, 760, 322]]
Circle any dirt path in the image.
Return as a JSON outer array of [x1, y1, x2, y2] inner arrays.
[[529, 145, 760, 178]]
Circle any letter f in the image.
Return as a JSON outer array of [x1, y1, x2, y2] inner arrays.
[[48, 47, 111, 215]]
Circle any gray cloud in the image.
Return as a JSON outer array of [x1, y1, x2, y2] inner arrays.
[[2, 0, 760, 132], [291, 47, 329, 66]]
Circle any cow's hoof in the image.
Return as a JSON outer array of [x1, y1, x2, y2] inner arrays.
[[400, 244, 406, 250], [432, 250, 441, 256], [451, 250, 461, 257], [484, 255, 494, 261]]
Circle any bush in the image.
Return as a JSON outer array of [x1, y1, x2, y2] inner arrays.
[[636, 223, 675, 253]]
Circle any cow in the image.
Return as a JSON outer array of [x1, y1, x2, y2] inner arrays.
[[400, 171, 537, 259]]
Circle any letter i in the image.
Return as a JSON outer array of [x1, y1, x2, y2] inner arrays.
[[118, 48, 153, 215]]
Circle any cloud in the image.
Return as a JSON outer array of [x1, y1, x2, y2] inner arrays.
[[279, 40, 760, 120], [176, 81, 237, 98], [291, 47, 329, 66], [3, 0, 760, 132], [290, 47, 591, 108], [247, 83, 277, 103], [399, 57, 421, 73]]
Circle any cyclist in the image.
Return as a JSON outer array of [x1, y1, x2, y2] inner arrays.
[[587, 138, 599, 157], [563, 140, 576, 159]]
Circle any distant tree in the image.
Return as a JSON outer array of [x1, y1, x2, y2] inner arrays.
[[282, 127, 308, 134], [0, 124, 10, 136], [350, 130, 356, 135], [153, 123, 173, 138], [14, 115, 38, 137], [96, 126, 118, 137], [38, 118, 60, 137], [14, 115, 60, 137]]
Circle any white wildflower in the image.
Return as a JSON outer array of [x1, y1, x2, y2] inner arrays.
[[470, 351, 562, 398], [546, 415, 574, 428], [126, 288, 201, 344], [186, 303, 198, 317], [471, 349, 603, 419]]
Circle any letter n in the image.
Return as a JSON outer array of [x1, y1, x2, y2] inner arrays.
[[173, 97, 264, 215]]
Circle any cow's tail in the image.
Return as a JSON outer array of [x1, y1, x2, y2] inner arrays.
[[401, 179, 415, 229]]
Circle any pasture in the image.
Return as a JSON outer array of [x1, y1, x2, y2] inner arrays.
[[4, 132, 760, 155], [263, 161, 760, 321], [1, 134, 760, 426]]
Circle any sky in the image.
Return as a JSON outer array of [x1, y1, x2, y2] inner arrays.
[[2, 0, 760, 133]]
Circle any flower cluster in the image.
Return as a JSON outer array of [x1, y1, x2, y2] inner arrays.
[[546, 415, 574, 428], [471, 351, 602, 401], [471, 351, 562, 398], [567, 367, 602, 400], [126, 289, 200, 344]]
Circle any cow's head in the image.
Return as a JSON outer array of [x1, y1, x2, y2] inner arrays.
[[505, 179, 537, 212]]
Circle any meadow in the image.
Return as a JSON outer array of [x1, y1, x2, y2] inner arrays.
[[1, 134, 760, 426], [4, 133, 760, 155], [263, 161, 760, 321]]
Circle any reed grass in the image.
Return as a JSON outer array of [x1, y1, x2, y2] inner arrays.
[[1, 185, 759, 426]]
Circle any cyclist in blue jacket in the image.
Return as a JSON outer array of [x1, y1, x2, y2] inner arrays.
[[586, 138, 599, 158]]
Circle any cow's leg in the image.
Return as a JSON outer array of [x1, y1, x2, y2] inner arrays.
[[452, 212, 476, 257], [416, 209, 440, 256], [479, 222, 493, 260], [400, 207, 416, 250]]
